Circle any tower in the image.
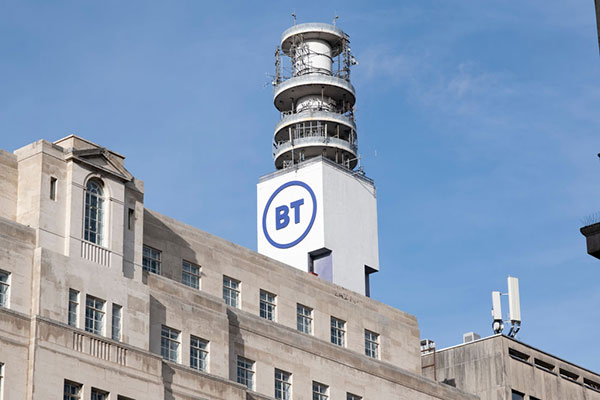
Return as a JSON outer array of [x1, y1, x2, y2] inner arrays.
[[257, 22, 379, 295]]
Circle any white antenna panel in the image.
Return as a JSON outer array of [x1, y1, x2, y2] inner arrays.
[[491, 291, 502, 320], [507, 276, 521, 323]]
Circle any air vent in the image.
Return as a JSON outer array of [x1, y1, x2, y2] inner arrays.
[[462, 332, 480, 343], [534, 358, 555, 374], [508, 348, 531, 364], [559, 368, 579, 383], [584, 378, 600, 392]]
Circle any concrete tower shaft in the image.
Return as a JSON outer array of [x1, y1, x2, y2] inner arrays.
[[273, 23, 358, 170]]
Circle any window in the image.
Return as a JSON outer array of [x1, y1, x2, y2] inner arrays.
[[297, 304, 312, 334], [275, 369, 291, 400], [511, 390, 524, 400], [68, 289, 79, 327], [182, 261, 200, 289], [85, 295, 105, 335], [223, 276, 240, 308], [508, 348, 530, 364], [331, 317, 346, 347], [237, 356, 254, 390], [50, 177, 57, 200], [190, 336, 208, 372], [84, 179, 104, 246], [91, 388, 109, 400], [312, 381, 328, 400], [0, 363, 3, 399], [347, 394, 362, 400], [260, 290, 276, 321], [365, 329, 379, 359], [559, 368, 579, 383], [534, 358, 555, 373], [142, 245, 161, 274], [127, 208, 134, 230], [63, 380, 82, 400], [585, 377, 600, 391], [530, 397, 542, 400], [161, 325, 180, 362], [0, 270, 10, 308], [112, 304, 122, 341]]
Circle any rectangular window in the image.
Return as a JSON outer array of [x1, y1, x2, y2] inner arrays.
[[584, 377, 600, 391], [0, 270, 9, 308], [63, 380, 82, 400], [312, 381, 328, 400], [127, 208, 134, 230], [534, 358, 555, 373], [365, 329, 379, 359], [260, 290, 276, 321], [142, 245, 161, 274], [85, 295, 105, 335], [91, 388, 109, 400], [559, 368, 579, 383], [161, 325, 180, 362], [190, 335, 208, 372], [347, 394, 362, 400], [508, 348, 530, 364], [50, 177, 57, 200], [511, 390, 524, 400], [330, 317, 346, 347], [112, 304, 122, 341], [275, 369, 291, 400], [182, 261, 200, 289], [68, 289, 79, 327], [237, 356, 255, 390], [297, 304, 313, 334], [223, 276, 240, 308]]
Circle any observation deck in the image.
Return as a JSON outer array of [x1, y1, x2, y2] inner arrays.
[[272, 23, 359, 170]]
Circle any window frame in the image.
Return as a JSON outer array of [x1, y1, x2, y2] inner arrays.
[[190, 335, 209, 372], [68, 289, 79, 327], [142, 245, 161, 275], [297, 304, 313, 334], [63, 380, 82, 400], [161, 325, 180, 362], [223, 276, 240, 308], [182, 260, 201, 290], [236, 356, 255, 390], [275, 368, 292, 400], [85, 295, 105, 335], [91, 387, 109, 400], [0, 270, 10, 308], [84, 179, 106, 246], [330, 316, 346, 347], [50, 176, 58, 201], [347, 393, 362, 400], [260, 290, 277, 321], [112, 303, 122, 341], [312, 381, 329, 400], [0, 362, 4, 399], [364, 329, 379, 359]]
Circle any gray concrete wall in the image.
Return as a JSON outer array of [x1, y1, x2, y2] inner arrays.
[[426, 335, 600, 400], [0, 149, 17, 221]]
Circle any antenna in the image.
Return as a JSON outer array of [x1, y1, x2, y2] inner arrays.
[[292, 12, 296, 25], [333, 15, 339, 26], [491, 291, 503, 334], [490, 276, 522, 338], [507, 276, 521, 337]]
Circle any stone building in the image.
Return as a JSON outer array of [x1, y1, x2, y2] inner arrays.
[[421, 334, 600, 400], [0, 135, 477, 399]]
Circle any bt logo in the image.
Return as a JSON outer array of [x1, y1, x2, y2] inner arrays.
[[275, 199, 304, 230], [262, 181, 317, 249]]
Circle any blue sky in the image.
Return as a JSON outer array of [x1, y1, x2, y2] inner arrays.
[[1, 1, 599, 371]]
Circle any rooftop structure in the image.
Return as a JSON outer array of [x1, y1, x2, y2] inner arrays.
[[272, 23, 358, 170], [422, 334, 600, 400]]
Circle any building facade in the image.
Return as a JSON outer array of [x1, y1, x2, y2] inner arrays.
[[421, 335, 600, 400], [0, 135, 476, 399]]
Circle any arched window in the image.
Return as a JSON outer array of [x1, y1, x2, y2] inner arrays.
[[84, 179, 104, 245]]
